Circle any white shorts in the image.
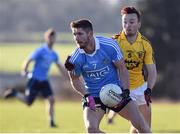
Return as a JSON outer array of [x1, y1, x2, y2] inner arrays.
[[130, 82, 147, 106]]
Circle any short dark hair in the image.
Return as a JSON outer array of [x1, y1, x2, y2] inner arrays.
[[121, 6, 141, 22], [45, 28, 56, 37], [70, 19, 93, 31]]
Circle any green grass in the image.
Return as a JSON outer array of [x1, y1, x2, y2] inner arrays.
[[0, 99, 179, 133], [0, 43, 76, 74]]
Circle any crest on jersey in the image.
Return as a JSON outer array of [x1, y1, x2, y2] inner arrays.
[[102, 58, 110, 64], [137, 51, 144, 59]]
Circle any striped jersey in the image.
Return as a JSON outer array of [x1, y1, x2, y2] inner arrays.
[[69, 36, 123, 97]]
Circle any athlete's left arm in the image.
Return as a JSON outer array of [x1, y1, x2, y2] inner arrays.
[[144, 41, 157, 90], [56, 62, 69, 79], [145, 64, 157, 90], [114, 59, 130, 89]]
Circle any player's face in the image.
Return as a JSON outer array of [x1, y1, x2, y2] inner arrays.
[[45, 35, 56, 48], [71, 28, 91, 49], [122, 13, 141, 36]]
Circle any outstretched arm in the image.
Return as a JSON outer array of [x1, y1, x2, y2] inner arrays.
[[56, 62, 69, 79], [21, 59, 33, 76]]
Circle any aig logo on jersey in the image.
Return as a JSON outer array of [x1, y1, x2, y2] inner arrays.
[[86, 66, 110, 80]]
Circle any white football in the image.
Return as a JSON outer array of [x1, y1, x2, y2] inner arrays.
[[100, 84, 123, 107]]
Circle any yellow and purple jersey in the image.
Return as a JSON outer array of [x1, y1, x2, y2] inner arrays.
[[114, 31, 155, 89]]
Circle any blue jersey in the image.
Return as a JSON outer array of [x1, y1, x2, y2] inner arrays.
[[29, 43, 59, 81], [70, 36, 123, 97]]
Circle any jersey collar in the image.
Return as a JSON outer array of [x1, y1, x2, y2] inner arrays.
[[43, 43, 53, 52], [79, 36, 100, 56]]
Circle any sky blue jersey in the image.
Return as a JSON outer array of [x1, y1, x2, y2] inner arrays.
[[70, 36, 124, 97], [29, 43, 59, 81]]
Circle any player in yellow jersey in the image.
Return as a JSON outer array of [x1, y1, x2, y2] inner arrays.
[[107, 6, 157, 133]]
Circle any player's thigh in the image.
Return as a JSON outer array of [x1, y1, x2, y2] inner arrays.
[[118, 100, 145, 125], [25, 79, 39, 104], [46, 95, 55, 104], [117, 100, 138, 121], [139, 104, 151, 126], [83, 107, 105, 129], [41, 81, 53, 99], [131, 90, 151, 126]]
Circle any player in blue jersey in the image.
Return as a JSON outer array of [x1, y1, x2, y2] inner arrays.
[[64, 19, 151, 133], [4, 28, 67, 127]]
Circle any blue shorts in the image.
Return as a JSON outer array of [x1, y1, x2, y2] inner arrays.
[[25, 78, 53, 105]]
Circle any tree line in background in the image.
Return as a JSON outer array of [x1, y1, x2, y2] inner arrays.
[[0, 0, 180, 99], [138, 0, 180, 100]]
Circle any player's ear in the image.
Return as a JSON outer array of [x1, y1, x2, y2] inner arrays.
[[88, 31, 93, 37]]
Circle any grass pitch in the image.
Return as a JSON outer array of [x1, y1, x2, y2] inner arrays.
[[0, 43, 180, 133], [0, 99, 180, 133]]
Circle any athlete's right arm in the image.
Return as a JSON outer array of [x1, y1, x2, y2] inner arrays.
[[21, 59, 33, 77], [68, 71, 86, 97]]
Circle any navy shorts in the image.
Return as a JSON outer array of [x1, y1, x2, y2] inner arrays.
[[82, 97, 131, 113], [26, 78, 53, 105]]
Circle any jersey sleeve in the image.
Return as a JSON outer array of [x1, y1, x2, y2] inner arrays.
[[144, 42, 155, 64], [69, 50, 82, 76], [110, 40, 124, 62], [29, 48, 41, 60], [54, 52, 60, 63]]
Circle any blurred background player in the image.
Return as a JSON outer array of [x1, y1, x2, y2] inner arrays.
[[65, 19, 151, 133], [107, 6, 157, 133], [4, 28, 67, 127]]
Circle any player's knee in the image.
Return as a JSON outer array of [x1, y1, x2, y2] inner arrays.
[[49, 96, 55, 105]]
